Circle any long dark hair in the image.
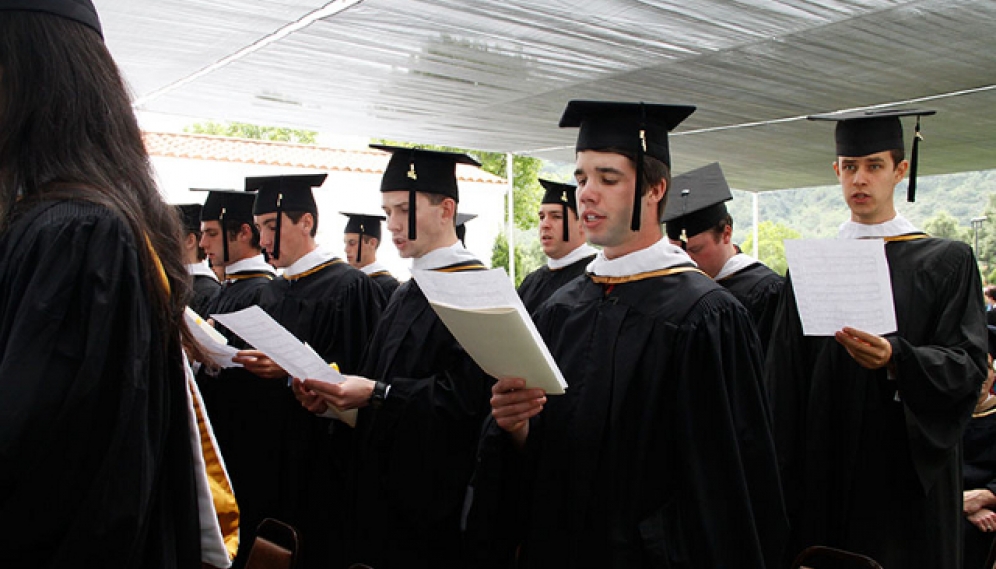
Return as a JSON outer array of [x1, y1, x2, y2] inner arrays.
[[0, 11, 198, 358]]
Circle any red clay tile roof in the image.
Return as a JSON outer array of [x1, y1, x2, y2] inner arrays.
[[142, 131, 507, 184]]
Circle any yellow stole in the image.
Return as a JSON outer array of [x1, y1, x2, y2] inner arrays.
[[589, 265, 705, 285], [147, 234, 240, 560]]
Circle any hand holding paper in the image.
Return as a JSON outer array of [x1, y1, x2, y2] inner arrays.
[[184, 307, 241, 369], [412, 268, 567, 394], [784, 239, 897, 336], [211, 306, 358, 426]]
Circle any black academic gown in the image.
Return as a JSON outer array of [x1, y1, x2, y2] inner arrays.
[[516, 254, 595, 315], [0, 200, 201, 568], [257, 258, 384, 569], [718, 261, 784, 354], [197, 267, 277, 569], [470, 268, 788, 569], [349, 260, 493, 569], [368, 269, 401, 300], [766, 236, 986, 568], [962, 405, 996, 568], [191, 272, 221, 318]]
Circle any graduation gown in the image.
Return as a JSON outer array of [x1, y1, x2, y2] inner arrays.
[[766, 235, 986, 568], [368, 269, 401, 300], [350, 259, 493, 569], [717, 261, 784, 354], [516, 253, 595, 314], [256, 257, 385, 569], [196, 261, 277, 568], [962, 404, 996, 568], [471, 265, 788, 569], [191, 271, 221, 318], [0, 200, 201, 568]]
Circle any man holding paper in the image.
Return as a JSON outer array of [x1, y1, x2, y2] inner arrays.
[[474, 101, 787, 568], [295, 147, 492, 568], [766, 109, 987, 568], [193, 188, 278, 567], [238, 174, 384, 569]]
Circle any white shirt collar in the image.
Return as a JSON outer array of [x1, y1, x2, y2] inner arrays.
[[360, 261, 390, 275], [224, 255, 275, 278], [548, 244, 599, 270], [282, 247, 335, 278], [838, 213, 920, 239], [715, 253, 758, 281], [586, 238, 695, 277], [187, 261, 218, 281], [411, 241, 480, 271]]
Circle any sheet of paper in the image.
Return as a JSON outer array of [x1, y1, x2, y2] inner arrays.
[[784, 238, 897, 336], [211, 306, 357, 426], [413, 268, 567, 394], [184, 307, 241, 369]]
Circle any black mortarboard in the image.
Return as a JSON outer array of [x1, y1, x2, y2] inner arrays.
[[660, 162, 733, 241], [341, 212, 385, 265], [245, 173, 327, 261], [370, 145, 481, 240], [175, 204, 202, 234], [808, 108, 936, 202], [455, 213, 477, 247], [560, 100, 696, 231], [193, 189, 257, 263], [0, 0, 102, 37], [539, 179, 578, 242]]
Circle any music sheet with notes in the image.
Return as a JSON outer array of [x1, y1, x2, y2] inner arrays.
[[783, 239, 897, 336]]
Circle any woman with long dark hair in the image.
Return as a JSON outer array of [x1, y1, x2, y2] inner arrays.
[[0, 2, 213, 567]]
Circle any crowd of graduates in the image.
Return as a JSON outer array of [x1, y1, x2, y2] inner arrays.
[[2, 2, 993, 569]]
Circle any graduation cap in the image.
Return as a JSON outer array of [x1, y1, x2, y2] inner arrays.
[[559, 100, 696, 231], [539, 179, 579, 242], [340, 212, 386, 265], [0, 0, 103, 38], [455, 213, 477, 247], [193, 189, 257, 264], [245, 174, 327, 261], [808, 108, 936, 202], [660, 162, 733, 241], [175, 204, 202, 234], [370, 144, 481, 240]]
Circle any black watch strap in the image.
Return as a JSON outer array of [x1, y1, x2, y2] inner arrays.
[[369, 381, 389, 409]]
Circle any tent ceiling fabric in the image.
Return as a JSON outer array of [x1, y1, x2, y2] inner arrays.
[[96, 0, 996, 191]]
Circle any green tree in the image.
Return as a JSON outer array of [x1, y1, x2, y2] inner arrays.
[[922, 210, 969, 242], [185, 120, 318, 144], [741, 221, 801, 276], [491, 231, 545, 286], [476, 153, 543, 230], [976, 194, 996, 272]]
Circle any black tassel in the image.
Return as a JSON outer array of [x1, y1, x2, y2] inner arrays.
[[562, 202, 570, 241], [273, 193, 282, 260], [408, 149, 417, 240], [408, 189, 417, 240], [631, 103, 646, 232], [907, 116, 922, 203], [356, 224, 364, 265], [220, 207, 229, 264]]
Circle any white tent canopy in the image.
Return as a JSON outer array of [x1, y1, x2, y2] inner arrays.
[[96, 0, 996, 191]]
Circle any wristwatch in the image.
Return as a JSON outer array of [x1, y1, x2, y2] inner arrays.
[[369, 380, 389, 409]]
